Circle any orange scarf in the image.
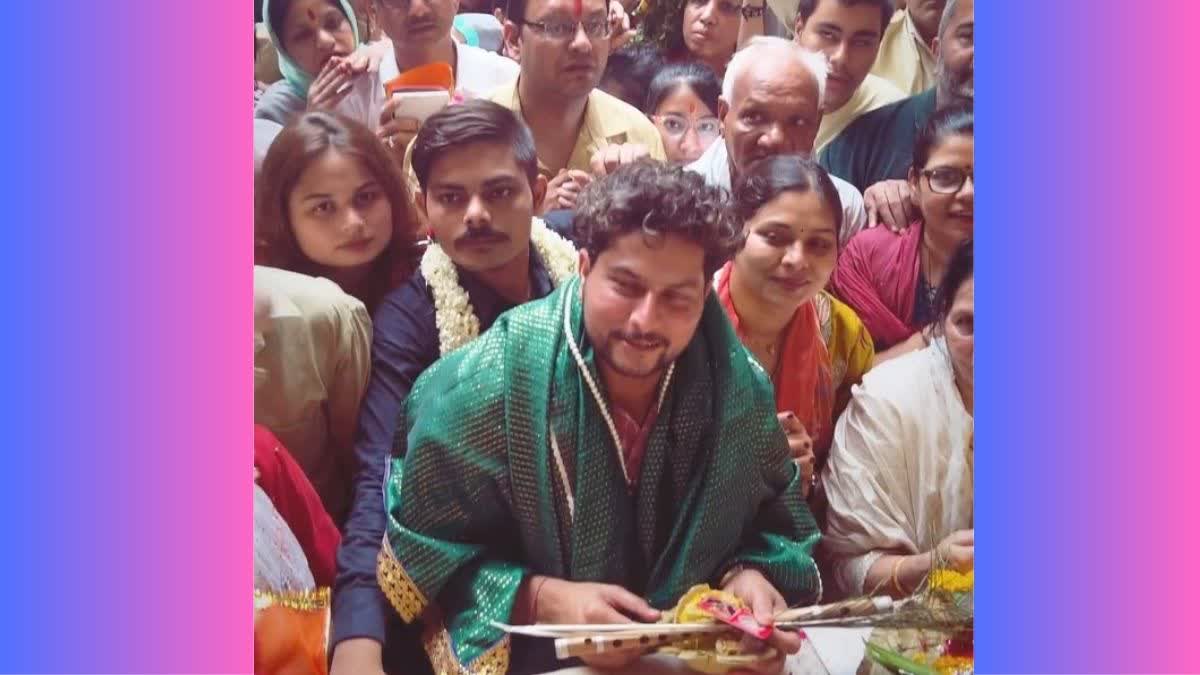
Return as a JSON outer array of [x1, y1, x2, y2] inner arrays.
[[716, 262, 836, 455], [254, 590, 329, 675]]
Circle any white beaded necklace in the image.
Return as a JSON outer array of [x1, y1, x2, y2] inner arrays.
[[561, 288, 675, 491]]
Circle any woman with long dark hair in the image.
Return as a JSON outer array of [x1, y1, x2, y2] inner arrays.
[[255, 111, 423, 311], [638, 0, 740, 76]]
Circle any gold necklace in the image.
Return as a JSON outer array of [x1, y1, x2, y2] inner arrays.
[[746, 333, 780, 357]]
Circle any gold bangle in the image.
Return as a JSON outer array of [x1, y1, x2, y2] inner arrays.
[[890, 557, 909, 596]]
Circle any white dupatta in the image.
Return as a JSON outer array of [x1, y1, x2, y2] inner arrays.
[[820, 338, 973, 597]]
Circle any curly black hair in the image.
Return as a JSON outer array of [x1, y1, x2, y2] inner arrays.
[[574, 160, 743, 279]]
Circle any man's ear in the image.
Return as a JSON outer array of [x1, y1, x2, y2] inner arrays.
[[907, 167, 921, 195], [415, 188, 429, 222], [793, 11, 805, 40], [503, 20, 523, 62], [578, 249, 592, 278], [532, 174, 548, 209], [717, 97, 730, 135]]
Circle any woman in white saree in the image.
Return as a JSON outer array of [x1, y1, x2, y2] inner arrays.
[[822, 240, 974, 599]]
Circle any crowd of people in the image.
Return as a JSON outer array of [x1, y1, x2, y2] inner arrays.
[[251, 0, 974, 672]]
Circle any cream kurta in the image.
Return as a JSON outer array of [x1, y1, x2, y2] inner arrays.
[[871, 9, 937, 97]]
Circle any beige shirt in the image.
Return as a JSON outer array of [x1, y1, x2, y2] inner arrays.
[[870, 9, 937, 97], [815, 73, 905, 153], [489, 80, 667, 176], [253, 266, 373, 523]]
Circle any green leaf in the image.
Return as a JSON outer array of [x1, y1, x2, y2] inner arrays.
[[864, 641, 937, 675]]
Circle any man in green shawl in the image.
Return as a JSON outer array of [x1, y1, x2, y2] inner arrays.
[[378, 161, 822, 674]]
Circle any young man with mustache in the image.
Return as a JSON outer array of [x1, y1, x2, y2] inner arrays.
[[328, 100, 578, 675], [819, 0, 973, 226], [492, 0, 666, 212], [377, 161, 820, 674]]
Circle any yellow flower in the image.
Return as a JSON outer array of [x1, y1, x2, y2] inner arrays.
[[928, 569, 974, 593], [932, 655, 973, 674]]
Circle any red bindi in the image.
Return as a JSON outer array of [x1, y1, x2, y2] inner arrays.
[[573, 0, 582, 20], [307, 8, 317, 21]]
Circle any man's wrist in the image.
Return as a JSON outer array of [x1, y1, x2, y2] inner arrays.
[[719, 563, 769, 588], [719, 564, 746, 588], [331, 637, 383, 663]]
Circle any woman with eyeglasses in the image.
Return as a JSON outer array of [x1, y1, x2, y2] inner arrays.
[[642, 61, 722, 164], [638, 0, 741, 76], [831, 104, 973, 362], [821, 239, 974, 600]]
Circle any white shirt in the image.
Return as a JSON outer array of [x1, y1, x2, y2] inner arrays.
[[336, 40, 519, 132], [686, 139, 868, 245]]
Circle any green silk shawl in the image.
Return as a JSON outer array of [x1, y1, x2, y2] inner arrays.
[[378, 276, 821, 672]]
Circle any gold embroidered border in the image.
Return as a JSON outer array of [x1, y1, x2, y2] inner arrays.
[[422, 616, 511, 675], [253, 587, 330, 612], [376, 543, 428, 622]]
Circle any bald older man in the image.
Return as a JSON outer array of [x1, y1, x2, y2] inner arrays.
[[686, 36, 867, 245]]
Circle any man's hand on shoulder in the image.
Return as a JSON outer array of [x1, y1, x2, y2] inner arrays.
[[863, 179, 916, 233]]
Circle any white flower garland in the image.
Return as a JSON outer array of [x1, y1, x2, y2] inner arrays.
[[422, 218, 579, 355]]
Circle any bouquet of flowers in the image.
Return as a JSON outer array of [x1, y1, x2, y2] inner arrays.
[[862, 568, 974, 675]]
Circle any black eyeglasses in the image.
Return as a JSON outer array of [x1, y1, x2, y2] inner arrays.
[[921, 166, 974, 195], [521, 16, 611, 40]]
